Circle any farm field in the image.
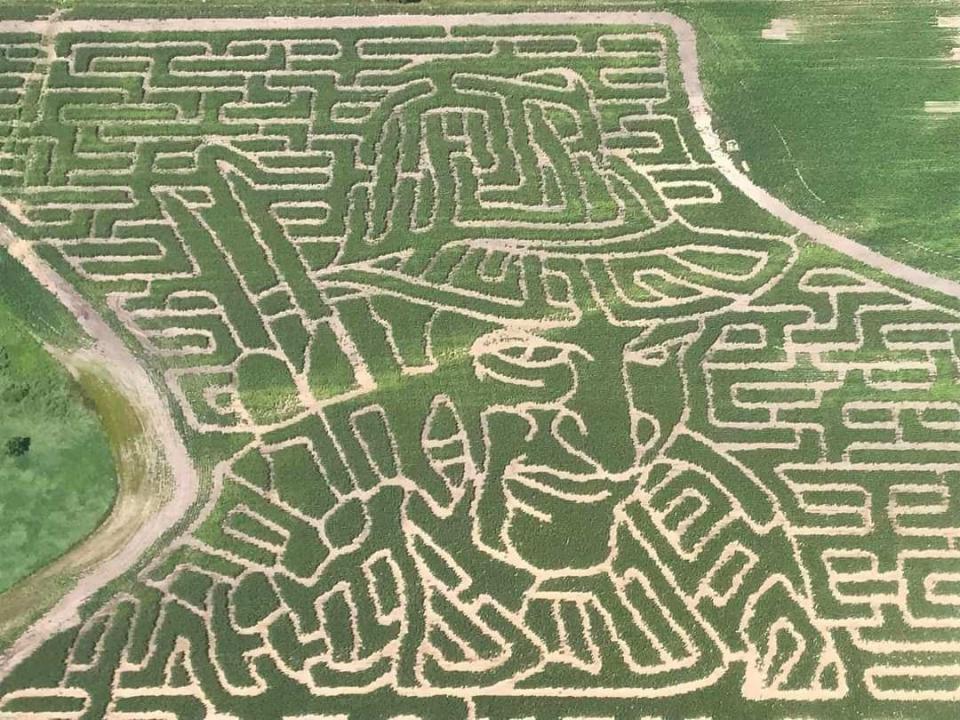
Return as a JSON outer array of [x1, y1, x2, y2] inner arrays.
[[690, 0, 960, 285], [0, 7, 959, 720], [0, 304, 115, 597]]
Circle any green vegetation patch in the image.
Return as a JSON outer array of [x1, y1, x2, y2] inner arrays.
[[0, 309, 116, 594]]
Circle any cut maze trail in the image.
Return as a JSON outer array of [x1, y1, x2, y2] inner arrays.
[[0, 11, 959, 720]]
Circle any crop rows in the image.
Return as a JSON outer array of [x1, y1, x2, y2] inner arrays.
[[1, 15, 959, 720]]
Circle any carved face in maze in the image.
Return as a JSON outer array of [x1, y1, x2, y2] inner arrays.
[[469, 321, 689, 572], [303, 226, 792, 580]]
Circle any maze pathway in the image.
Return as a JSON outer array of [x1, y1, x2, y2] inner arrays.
[[1, 12, 960, 720]]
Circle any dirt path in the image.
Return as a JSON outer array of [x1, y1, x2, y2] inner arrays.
[[0, 228, 198, 678], [0, 357, 165, 646]]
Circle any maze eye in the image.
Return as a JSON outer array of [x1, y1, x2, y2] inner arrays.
[[623, 322, 698, 367], [471, 331, 581, 389], [625, 347, 671, 367], [528, 346, 564, 364]]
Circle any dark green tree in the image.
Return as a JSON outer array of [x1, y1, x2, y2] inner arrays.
[[5, 436, 31, 457]]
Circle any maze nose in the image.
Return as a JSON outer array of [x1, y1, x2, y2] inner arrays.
[[522, 417, 598, 476], [563, 374, 638, 476]]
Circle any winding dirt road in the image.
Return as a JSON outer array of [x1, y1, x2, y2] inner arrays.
[[0, 228, 198, 677]]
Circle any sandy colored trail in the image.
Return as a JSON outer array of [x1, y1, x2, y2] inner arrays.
[[0, 355, 164, 647], [0, 6, 958, 682], [0, 228, 198, 678]]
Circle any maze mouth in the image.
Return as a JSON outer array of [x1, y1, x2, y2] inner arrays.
[[504, 466, 628, 505]]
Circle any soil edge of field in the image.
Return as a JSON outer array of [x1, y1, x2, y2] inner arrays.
[[0, 228, 199, 680], [0, 358, 162, 647]]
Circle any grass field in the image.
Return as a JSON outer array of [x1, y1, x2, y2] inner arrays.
[[0, 5, 959, 720], [0, 356, 178, 650], [0, 306, 115, 595], [0, 249, 83, 346], [690, 0, 960, 283]]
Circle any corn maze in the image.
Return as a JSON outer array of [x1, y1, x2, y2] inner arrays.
[[1, 11, 960, 720]]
